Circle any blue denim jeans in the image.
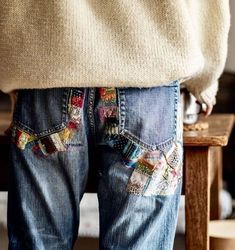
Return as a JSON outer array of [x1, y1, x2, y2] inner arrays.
[[7, 81, 183, 250]]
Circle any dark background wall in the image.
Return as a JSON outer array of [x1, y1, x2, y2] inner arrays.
[[213, 73, 235, 198]]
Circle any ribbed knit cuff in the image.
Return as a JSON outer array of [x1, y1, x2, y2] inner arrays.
[[184, 80, 218, 108]]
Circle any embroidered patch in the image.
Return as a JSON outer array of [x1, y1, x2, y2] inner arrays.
[[11, 127, 36, 150], [126, 156, 156, 195], [125, 170, 149, 195], [104, 122, 119, 138], [32, 141, 49, 157], [98, 106, 118, 123], [164, 142, 182, 169], [98, 87, 120, 141], [48, 133, 67, 151], [143, 156, 174, 196], [142, 150, 161, 166], [31, 132, 67, 156], [126, 141, 183, 196], [113, 135, 129, 151], [99, 87, 116, 104], [67, 89, 84, 129], [121, 140, 145, 168], [58, 127, 74, 143]]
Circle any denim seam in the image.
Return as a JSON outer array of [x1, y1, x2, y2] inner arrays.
[[173, 82, 179, 139], [87, 88, 96, 138], [120, 129, 175, 151]]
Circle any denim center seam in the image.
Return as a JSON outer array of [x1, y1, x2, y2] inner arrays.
[[87, 88, 96, 139]]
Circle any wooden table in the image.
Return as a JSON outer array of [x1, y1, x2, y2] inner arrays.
[[0, 112, 234, 250], [184, 114, 234, 250]]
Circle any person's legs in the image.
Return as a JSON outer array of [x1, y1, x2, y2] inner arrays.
[[7, 83, 183, 250], [95, 82, 183, 250], [7, 88, 92, 250]]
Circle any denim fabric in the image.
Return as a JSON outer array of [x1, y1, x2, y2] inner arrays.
[[7, 81, 183, 250]]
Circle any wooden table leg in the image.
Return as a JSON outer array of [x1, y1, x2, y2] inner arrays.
[[185, 147, 210, 250], [210, 147, 222, 220]]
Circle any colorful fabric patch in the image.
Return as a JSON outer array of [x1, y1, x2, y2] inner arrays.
[[144, 157, 173, 196], [126, 157, 156, 195], [71, 95, 83, 107], [137, 158, 156, 173], [99, 87, 116, 104], [104, 122, 119, 138], [125, 170, 149, 195], [58, 127, 74, 143], [48, 133, 66, 151], [67, 121, 78, 129], [98, 87, 120, 141], [40, 136, 58, 154], [31, 132, 67, 157], [164, 142, 182, 170], [113, 135, 129, 151], [12, 127, 36, 150], [142, 150, 161, 167], [98, 106, 118, 123], [121, 140, 145, 168], [126, 141, 183, 196], [68, 89, 84, 130], [32, 141, 49, 157]]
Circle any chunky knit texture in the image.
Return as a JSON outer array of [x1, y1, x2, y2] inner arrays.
[[0, 0, 230, 107]]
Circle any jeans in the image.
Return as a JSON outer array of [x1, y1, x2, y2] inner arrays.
[[7, 80, 183, 250]]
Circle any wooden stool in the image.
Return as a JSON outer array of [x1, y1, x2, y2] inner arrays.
[[184, 114, 234, 250]]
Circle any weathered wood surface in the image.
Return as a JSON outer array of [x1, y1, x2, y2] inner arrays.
[[185, 147, 210, 250], [184, 114, 234, 146]]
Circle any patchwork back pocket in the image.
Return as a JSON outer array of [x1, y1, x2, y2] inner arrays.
[[10, 88, 86, 156], [117, 80, 179, 151]]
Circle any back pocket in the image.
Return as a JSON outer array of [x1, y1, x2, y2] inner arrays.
[[117, 80, 179, 151], [12, 88, 70, 137]]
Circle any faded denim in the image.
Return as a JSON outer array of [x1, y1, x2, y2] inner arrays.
[[7, 81, 183, 250]]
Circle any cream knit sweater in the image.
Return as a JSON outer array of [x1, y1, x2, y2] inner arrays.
[[0, 0, 230, 107]]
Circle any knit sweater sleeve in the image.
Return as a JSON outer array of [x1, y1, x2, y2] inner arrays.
[[182, 0, 230, 107]]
